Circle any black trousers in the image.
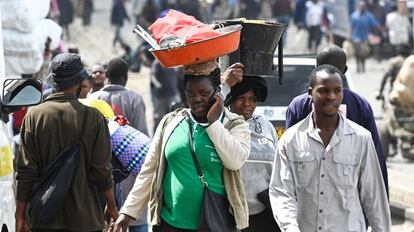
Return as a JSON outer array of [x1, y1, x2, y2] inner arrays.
[[307, 25, 322, 52], [241, 209, 281, 232]]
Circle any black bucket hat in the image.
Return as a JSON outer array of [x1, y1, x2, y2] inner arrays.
[[225, 76, 268, 105], [47, 53, 89, 90]]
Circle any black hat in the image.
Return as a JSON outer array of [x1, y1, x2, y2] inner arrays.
[[225, 76, 268, 105], [48, 53, 89, 90]]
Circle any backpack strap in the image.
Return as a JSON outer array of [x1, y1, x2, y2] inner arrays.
[[79, 106, 89, 140]]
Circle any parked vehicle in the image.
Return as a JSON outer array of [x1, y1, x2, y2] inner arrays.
[[254, 56, 353, 138], [0, 78, 43, 232]]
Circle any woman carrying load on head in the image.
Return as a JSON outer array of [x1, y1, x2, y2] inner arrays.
[[113, 60, 251, 232]]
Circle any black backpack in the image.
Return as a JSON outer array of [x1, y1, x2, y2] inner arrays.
[[28, 106, 88, 223]]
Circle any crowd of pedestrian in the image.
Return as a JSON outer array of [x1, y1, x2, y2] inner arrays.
[[14, 45, 392, 232]]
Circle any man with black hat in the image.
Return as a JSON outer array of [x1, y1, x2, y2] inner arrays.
[[15, 53, 118, 232], [225, 76, 281, 232]]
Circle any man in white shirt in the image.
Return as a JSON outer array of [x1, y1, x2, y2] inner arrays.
[[305, 0, 324, 53], [386, 4, 411, 54], [269, 64, 391, 232]]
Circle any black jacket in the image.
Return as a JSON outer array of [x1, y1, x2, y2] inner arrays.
[[111, 0, 129, 26]]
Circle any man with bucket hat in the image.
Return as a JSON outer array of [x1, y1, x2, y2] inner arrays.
[[15, 53, 118, 232]]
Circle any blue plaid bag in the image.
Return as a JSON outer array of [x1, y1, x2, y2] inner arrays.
[[108, 117, 151, 182]]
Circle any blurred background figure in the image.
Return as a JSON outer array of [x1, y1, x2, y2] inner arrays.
[[369, 0, 386, 27], [386, 1, 412, 56], [138, 44, 181, 133], [238, 0, 261, 19], [211, 0, 236, 21], [177, 0, 202, 20], [132, 0, 159, 29], [272, 0, 292, 44], [149, 59, 180, 133], [79, 74, 93, 99], [83, 0, 94, 27], [368, 0, 386, 61], [376, 44, 412, 100], [111, 0, 130, 48], [140, 0, 159, 29], [293, 0, 307, 30], [132, 0, 147, 26], [91, 64, 107, 93], [305, 0, 325, 53], [57, 0, 74, 40], [351, 0, 381, 73]]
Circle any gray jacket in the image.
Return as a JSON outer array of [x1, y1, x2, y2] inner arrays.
[[269, 113, 391, 232], [89, 84, 149, 135], [241, 115, 278, 215]]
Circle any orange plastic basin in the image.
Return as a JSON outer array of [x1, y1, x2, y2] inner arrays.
[[150, 25, 242, 68]]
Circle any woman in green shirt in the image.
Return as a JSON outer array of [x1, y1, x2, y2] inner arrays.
[[114, 61, 251, 232]]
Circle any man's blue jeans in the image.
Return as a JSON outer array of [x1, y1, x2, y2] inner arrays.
[[129, 224, 148, 232]]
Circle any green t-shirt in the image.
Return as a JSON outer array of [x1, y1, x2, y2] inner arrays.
[[160, 118, 225, 229]]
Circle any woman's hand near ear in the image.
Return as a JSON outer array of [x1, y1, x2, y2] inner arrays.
[[207, 93, 224, 124]]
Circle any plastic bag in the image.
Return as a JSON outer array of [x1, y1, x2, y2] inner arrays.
[[3, 19, 62, 75], [148, 9, 222, 45], [0, 0, 50, 32]]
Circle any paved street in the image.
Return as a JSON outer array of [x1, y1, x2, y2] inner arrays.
[[392, 216, 414, 232], [63, 0, 414, 230]]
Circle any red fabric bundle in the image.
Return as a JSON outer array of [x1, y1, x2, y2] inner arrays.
[[148, 9, 222, 45]]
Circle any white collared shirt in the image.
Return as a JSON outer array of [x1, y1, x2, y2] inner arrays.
[[269, 113, 391, 232], [386, 11, 411, 45], [306, 1, 324, 27]]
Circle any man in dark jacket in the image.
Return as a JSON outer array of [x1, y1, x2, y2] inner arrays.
[[15, 53, 118, 232], [57, 0, 74, 40], [111, 0, 130, 47]]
